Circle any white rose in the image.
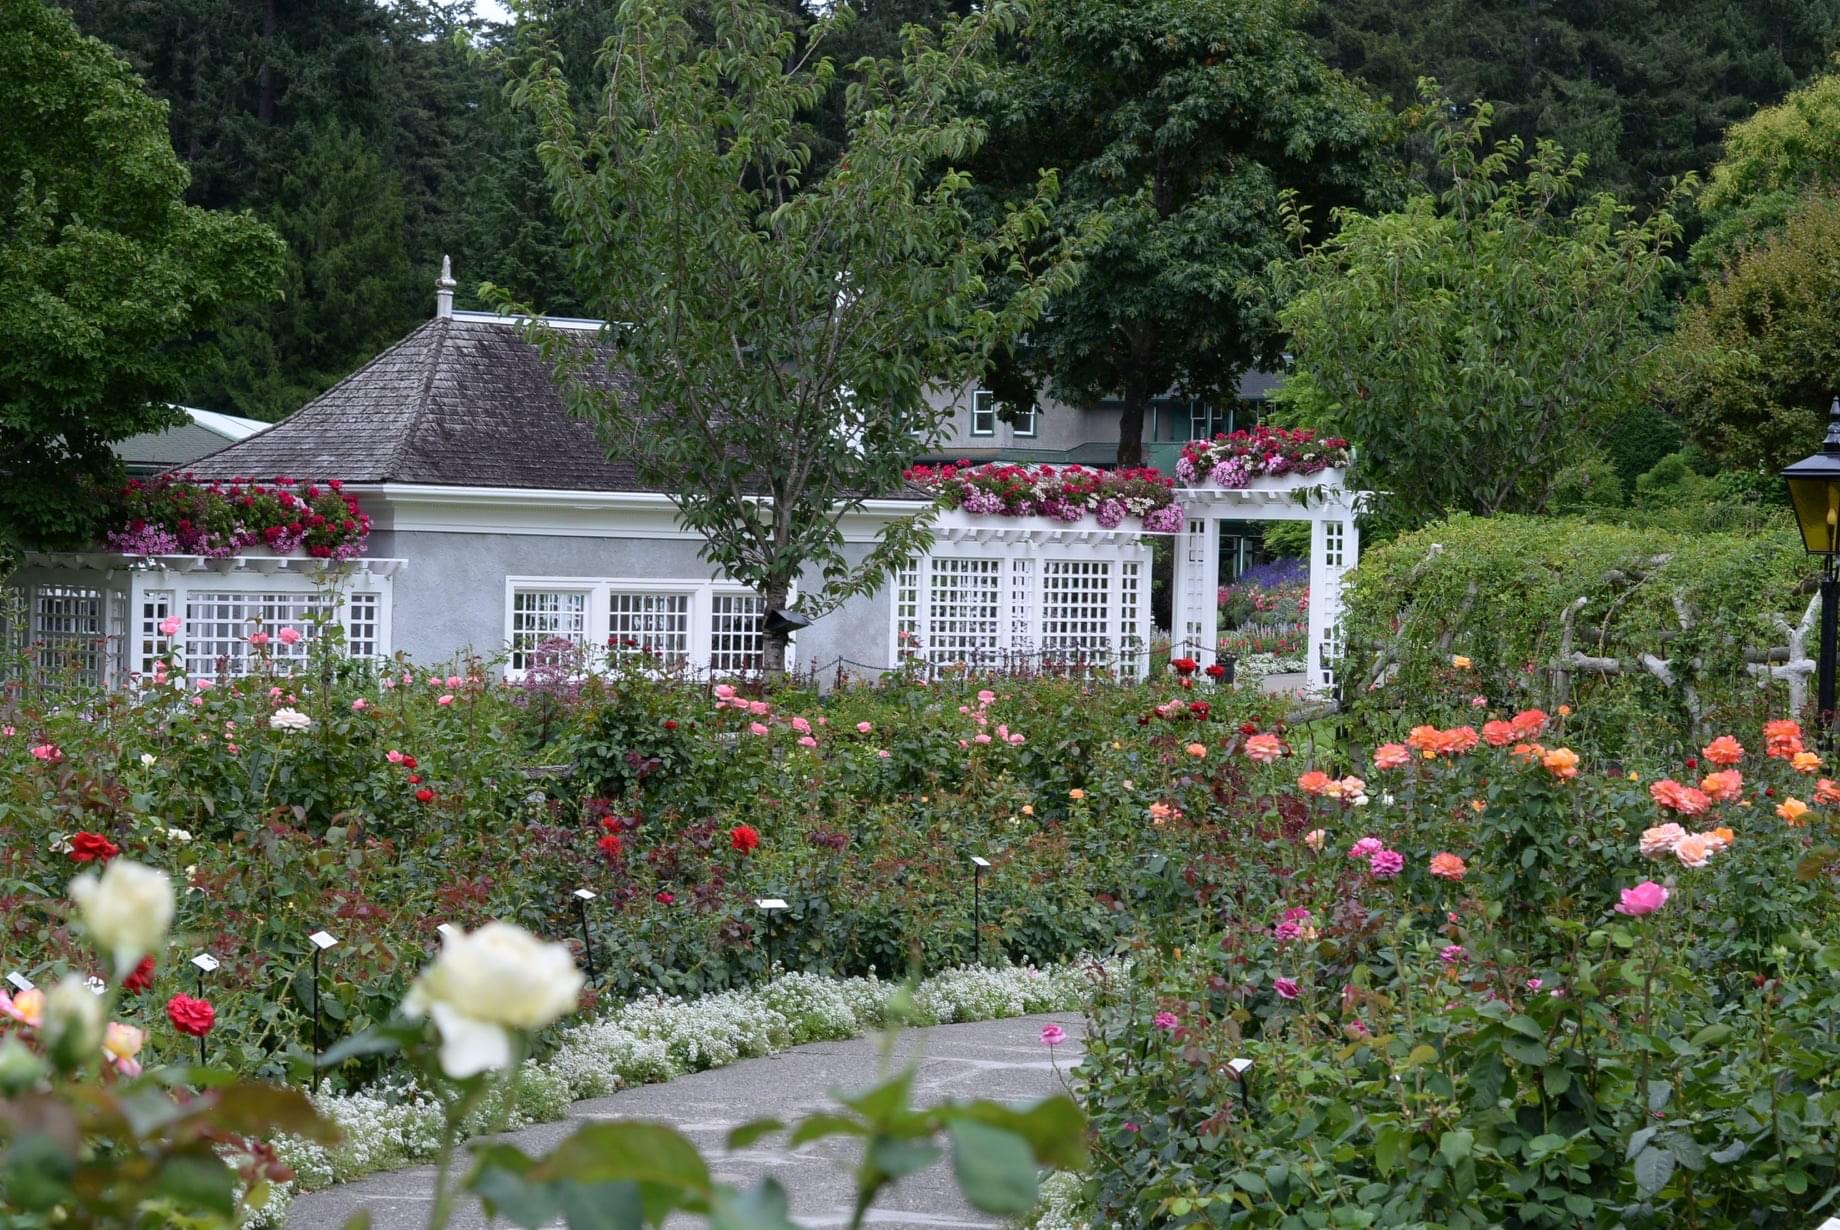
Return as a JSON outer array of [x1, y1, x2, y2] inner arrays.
[[139, 753, 156, 768], [43, 975, 105, 1060], [69, 860, 175, 976], [270, 708, 311, 732], [404, 923, 583, 1078], [165, 827, 194, 843]]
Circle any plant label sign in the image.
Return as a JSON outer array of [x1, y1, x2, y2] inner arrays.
[[5, 973, 32, 993], [572, 888, 597, 902], [755, 898, 789, 911], [191, 953, 221, 973], [308, 930, 339, 951], [969, 856, 992, 868], [436, 923, 461, 940]]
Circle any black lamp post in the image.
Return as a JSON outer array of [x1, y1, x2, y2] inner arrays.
[[1782, 396, 1840, 747]]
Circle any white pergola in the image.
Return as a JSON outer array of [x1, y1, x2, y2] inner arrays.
[[4, 552, 403, 689], [1169, 469, 1368, 695]]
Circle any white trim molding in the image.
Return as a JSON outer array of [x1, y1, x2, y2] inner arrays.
[[501, 574, 789, 679]]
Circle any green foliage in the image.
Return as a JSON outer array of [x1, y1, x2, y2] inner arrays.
[[0, 0, 285, 550], [1663, 193, 1840, 473], [974, 0, 1400, 464], [1695, 71, 1840, 269], [1340, 514, 1809, 758], [500, 0, 1083, 673], [1598, 401, 1686, 493], [1275, 92, 1687, 535], [1307, 0, 1840, 205]]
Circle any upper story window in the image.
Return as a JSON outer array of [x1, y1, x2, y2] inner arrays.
[[1013, 405, 1038, 438], [970, 390, 997, 437]]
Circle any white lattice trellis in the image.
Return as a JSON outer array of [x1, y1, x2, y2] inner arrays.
[[891, 511, 1159, 677]]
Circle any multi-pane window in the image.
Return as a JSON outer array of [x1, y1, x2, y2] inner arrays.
[[1041, 560, 1111, 655], [1013, 405, 1038, 438], [609, 591, 692, 666], [346, 592, 381, 660], [1323, 521, 1346, 569], [893, 562, 921, 659], [32, 587, 105, 684], [509, 589, 588, 672], [708, 593, 764, 675], [970, 390, 997, 437], [138, 591, 174, 678]]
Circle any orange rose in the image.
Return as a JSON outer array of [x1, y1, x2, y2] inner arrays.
[[1791, 750, 1822, 774], [1702, 735, 1744, 766], [1816, 778, 1840, 806], [1541, 747, 1580, 780], [1428, 852, 1467, 881], [1297, 770, 1332, 794], [1699, 770, 1743, 803], [1777, 797, 1810, 826], [1372, 743, 1409, 770]]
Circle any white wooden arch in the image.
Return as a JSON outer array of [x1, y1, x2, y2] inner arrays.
[[1169, 469, 1368, 696]]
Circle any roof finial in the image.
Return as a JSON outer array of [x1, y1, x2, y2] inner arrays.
[[435, 254, 456, 319]]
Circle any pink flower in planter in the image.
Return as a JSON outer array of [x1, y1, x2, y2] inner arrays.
[[977, 689, 996, 705], [158, 616, 182, 637], [276, 627, 301, 646], [748, 701, 771, 717], [30, 744, 61, 762], [1614, 881, 1669, 916], [1008, 733, 1025, 746], [1440, 944, 1466, 964]]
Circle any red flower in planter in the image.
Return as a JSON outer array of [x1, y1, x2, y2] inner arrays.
[[415, 788, 435, 804], [730, 825, 760, 854], [166, 994, 215, 1037], [122, 956, 155, 995], [69, 832, 120, 863]]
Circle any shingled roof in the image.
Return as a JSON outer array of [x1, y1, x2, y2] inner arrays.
[[182, 316, 655, 491]]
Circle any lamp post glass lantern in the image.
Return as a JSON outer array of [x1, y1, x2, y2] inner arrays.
[[1781, 395, 1840, 745]]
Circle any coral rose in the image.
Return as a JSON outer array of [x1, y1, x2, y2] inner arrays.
[[1372, 743, 1409, 770], [1700, 770, 1743, 802], [1702, 736, 1744, 766], [1639, 823, 1687, 858], [1792, 751, 1822, 774], [1541, 747, 1579, 779], [1482, 720, 1517, 747], [1649, 780, 1709, 816], [1764, 719, 1804, 759], [1297, 770, 1331, 794], [1817, 778, 1840, 806], [1244, 733, 1285, 763], [1428, 852, 1467, 881]]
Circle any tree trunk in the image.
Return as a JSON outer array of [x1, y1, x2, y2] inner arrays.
[[1117, 368, 1149, 468], [760, 577, 791, 681]]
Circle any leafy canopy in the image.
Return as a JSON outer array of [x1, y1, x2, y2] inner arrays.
[[0, 0, 285, 552], [1274, 90, 1686, 535], [975, 0, 1397, 464], [499, 0, 1084, 670], [1693, 71, 1840, 269]]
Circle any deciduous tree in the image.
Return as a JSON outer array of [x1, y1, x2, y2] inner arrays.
[[1274, 95, 1685, 534], [0, 0, 284, 551], [501, 0, 1085, 674]]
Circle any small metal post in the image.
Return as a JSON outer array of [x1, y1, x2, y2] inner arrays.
[[755, 898, 788, 982], [1821, 558, 1838, 751], [1228, 1057, 1256, 1126], [970, 856, 991, 966], [573, 889, 597, 983], [307, 931, 337, 1093], [191, 953, 219, 1068]]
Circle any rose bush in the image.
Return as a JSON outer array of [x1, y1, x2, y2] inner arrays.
[[1065, 712, 1840, 1227]]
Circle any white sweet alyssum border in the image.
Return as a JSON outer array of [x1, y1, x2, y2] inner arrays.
[[255, 963, 1094, 1223]]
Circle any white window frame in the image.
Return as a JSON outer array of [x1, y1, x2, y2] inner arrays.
[[1012, 404, 1038, 438], [503, 576, 789, 679], [970, 390, 997, 437]]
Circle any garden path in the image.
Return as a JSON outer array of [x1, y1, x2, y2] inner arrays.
[[286, 1012, 1085, 1230]]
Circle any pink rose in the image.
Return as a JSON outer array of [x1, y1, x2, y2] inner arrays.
[[1347, 836, 1383, 861], [386, 750, 405, 764], [748, 722, 770, 736], [797, 735, 818, 748], [748, 701, 771, 717], [248, 632, 269, 647], [437, 694, 454, 706], [1273, 978, 1301, 1000], [1368, 850, 1405, 878], [351, 698, 369, 712], [974, 733, 992, 745], [1614, 881, 1669, 916], [876, 749, 891, 759], [1153, 1011, 1179, 1032], [158, 615, 182, 637], [791, 716, 811, 735], [713, 684, 736, 700], [446, 675, 462, 688], [1008, 733, 1025, 745], [856, 721, 872, 734], [276, 627, 301, 646]]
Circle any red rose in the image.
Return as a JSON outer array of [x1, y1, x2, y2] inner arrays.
[[69, 832, 120, 863], [663, 719, 678, 731], [597, 833, 622, 860], [655, 890, 675, 905], [402, 755, 418, 769], [416, 788, 435, 803], [730, 825, 760, 853], [166, 993, 215, 1037], [1205, 664, 1226, 680], [407, 774, 422, 784], [122, 955, 155, 995]]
